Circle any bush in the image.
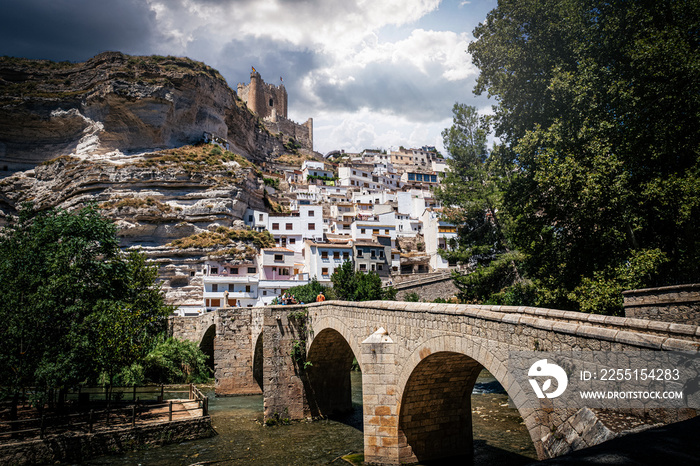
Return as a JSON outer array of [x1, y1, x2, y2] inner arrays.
[[142, 338, 212, 384], [404, 292, 420, 302]]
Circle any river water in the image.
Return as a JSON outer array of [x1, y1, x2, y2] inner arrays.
[[83, 370, 536, 465]]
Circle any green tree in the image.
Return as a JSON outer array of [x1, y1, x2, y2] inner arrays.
[[0, 205, 172, 408], [436, 103, 526, 303], [285, 278, 335, 304], [467, 0, 700, 312], [330, 261, 396, 301]]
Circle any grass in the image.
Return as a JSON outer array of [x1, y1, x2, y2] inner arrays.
[[168, 226, 275, 250], [124, 144, 252, 172], [99, 197, 173, 213]]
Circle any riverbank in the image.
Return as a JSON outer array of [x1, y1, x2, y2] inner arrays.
[[0, 416, 214, 465]]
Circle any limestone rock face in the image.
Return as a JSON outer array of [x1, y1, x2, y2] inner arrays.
[[0, 52, 284, 171], [0, 151, 267, 305]]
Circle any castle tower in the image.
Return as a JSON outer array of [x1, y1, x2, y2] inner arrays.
[[238, 69, 287, 120]]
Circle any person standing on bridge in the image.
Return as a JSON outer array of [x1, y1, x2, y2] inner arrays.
[[316, 292, 325, 302]]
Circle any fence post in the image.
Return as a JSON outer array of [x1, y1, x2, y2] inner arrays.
[[160, 385, 164, 402], [132, 405, 136, 427], [168, 401, 173, 422], [89, 409, 94, 433], [106, 407, 110, 426], [189, 384, 193, 400], [203, 397, 208, 416]]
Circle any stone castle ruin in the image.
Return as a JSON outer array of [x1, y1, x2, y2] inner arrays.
[[237, 70, 313, 151]]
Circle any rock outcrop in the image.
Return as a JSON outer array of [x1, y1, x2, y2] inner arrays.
[[0, 145, 271, 305], [0, 52, 284, 172]]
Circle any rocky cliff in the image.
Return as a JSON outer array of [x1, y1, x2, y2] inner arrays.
[[0, 144, 273, 306], [0, 52, 310, 307], [0, 52, 285, 172]]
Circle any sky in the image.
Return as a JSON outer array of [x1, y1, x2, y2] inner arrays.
[[0, 0, 497, 155]]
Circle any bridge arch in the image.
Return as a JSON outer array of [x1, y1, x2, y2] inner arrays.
[[308, 314, 363, 372], [199, 324, 216, 373], [305, 327, 358, 417], [396, 335, 535, 464], [253, 332, 264, 391]]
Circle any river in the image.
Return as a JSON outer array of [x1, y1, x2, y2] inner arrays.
[[83, 370, 536, 465]]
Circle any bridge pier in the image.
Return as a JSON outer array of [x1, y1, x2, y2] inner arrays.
[[214, 308, 263, 395], [362, 328, 400, 465], [262, 308, 309, 420]]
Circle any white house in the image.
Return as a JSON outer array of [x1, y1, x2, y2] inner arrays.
[[304, 240, 353, 284], [202, 259, 260, 310], [421, 208, 458, 271]]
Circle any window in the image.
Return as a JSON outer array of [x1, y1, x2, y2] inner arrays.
[[228, 284, 234, 292], [280, 268, 290, 276], [357, 249, 363, 257], [308, 210, 315, 217], [379, 250, 385, 258], [371, 250, 376, 258], [373, 229, 379, 234], [190, 270, 195, 277], [343, 252, 350, 260], [248, 215, 253, 222], [361, 228, 366, 234], [286, 223, 293, 230], [377, 264, 383, 271], [408, 173, 415, 181], [322, 267, 329, 276], [385, 229, 389, 235], [269, 98, 273, 106], [263, 290, 267, 296], [333, 251, 340, 259], [212, 284, 218, 292], [248, 267, 256, 274], [230, 267, 238, 274], [274, 254, 283, 261], [371, 264, 376, 271], [211, 267, 218, 275], [321, 251, 328, 259], [308, 223, 315, 230], [245, 285, 251, 292], [360, 264, 367, 271], [289, 238, 296, 244], [259, 214, 264, 221], [272, 223, 279, 230]]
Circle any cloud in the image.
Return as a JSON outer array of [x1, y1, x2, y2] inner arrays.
[[0, 0, 496, 154], [0, 0, 160, 61]]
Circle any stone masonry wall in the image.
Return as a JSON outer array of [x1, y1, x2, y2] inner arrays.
[[0, 417, 214, 466], [395, 277, 458, 302], [623, 284, 700, 325]]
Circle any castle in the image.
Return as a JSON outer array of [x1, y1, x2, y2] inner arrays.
[[237, 70, 313, 151]]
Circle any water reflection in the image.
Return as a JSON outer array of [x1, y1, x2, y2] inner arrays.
[[81, 370, 536, 465]]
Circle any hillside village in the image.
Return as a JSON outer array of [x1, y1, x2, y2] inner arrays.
[[0, 54, 460, 316], [179, 143, 458, 314]]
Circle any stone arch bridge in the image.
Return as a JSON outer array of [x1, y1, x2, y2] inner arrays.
[[169, 301, 700, 465]]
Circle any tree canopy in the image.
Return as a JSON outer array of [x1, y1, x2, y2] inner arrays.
[[331, 261, 396, 301], [0, 205, 172, 397], [446, 0, 700, 314]]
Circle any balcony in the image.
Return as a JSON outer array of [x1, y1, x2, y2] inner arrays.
[[204, 290, 258, 299]]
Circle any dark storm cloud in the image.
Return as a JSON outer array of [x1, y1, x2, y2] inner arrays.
[[0, 0, 159, 62], [313, 61, 474, 122], [203, 36, 321, 106]]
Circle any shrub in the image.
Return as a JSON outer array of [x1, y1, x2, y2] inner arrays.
[[142, 338, 212, 384]]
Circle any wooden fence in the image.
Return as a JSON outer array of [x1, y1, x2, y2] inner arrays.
[[0, 384, 208, 441]]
